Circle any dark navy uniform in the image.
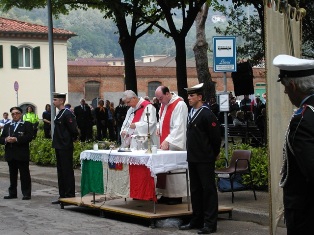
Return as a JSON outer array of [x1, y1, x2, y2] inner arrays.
[[52, 108, 79, 198], [0, 121, 33, 198], [282, 95, 314, 234], [186, 105, 221, 229]]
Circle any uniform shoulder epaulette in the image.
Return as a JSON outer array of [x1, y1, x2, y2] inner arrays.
[[302, 104, 314, 115]]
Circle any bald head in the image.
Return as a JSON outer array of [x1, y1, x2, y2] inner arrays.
[[155, 86, 172, 105]]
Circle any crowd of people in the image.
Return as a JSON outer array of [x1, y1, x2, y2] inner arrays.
[[1, 54, 314, 235], [211, 93, 267, 145]]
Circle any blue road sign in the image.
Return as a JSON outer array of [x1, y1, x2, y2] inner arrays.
[[213, 36, 237, 72]]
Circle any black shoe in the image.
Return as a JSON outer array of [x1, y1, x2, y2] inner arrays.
[[197, 226, 217, 234], [179, 223, 202, 230], [167, 197, 182, 205], [51, 199, 60, 204], [22, 196, 31, 200], [4, 195, 17, 199], [157, 196, 168, 204]]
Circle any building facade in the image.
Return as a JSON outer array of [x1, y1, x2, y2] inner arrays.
[[0, 17, 75, 116], [68, 61, 266, 108]]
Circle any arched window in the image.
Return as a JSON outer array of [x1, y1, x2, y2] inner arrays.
[[85, 81, 100, 101], [148, 81, 161, 98]]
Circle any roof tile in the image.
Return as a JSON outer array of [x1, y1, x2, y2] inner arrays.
[[0, 17, 75, 36]]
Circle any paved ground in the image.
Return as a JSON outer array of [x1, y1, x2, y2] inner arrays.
[[0, 161, 287, 234]]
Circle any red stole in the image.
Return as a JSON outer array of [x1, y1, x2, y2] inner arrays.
[[159, 98, 181, 146], [131, 100, 150, 123]]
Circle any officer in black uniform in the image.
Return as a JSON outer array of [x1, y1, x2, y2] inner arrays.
[[273, 54, 314, 234], [179, 84, 221, 234], [51, 93, 79, 204], [0, 107, 33, 200]]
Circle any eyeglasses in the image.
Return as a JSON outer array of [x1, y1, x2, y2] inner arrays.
[[11, 112, 21, 116]]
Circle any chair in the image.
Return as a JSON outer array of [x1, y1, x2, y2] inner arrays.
[[215, 150, 257, 203]]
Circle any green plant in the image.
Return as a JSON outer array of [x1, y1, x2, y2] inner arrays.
[[30, 137, 56, 166], [29, 129, 102, 168], [216, 143, 268, 190], [0, 144, 5, 160]]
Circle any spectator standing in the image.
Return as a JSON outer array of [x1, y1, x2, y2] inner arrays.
[[240, 95, 252, 113], [155, 86, 188, 205], [209, 97, 219, 117], [51, 93, 79, 204], [253, 96, 266, 121], [0, 107, 33, 200], [74, 98, 93, 141], [106, 100, 116, 141], [273, 55, 314, 234], [94, 99, 108, 141], [152, 97, 161, 122], [42, 104, 51, 139], [23, 105, 39, 139], [179, 83, 221, 234], [229, 97, 240, 120], [114, 98, 128, 144], [255, 108, 267, 145], [0, 112, 11, 133]]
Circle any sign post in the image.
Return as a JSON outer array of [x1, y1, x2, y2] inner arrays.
[[14, 81, 19, 106], [213, 36, 237, 164]]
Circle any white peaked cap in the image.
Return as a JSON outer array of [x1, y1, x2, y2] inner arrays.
[[273, 54, 314, 81]]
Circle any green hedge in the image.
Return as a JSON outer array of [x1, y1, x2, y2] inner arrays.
[[29, 136, 97, 168], [216, 143, 268, 190]]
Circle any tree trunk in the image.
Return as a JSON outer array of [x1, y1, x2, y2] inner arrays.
[[193, 3, 216, 102], [120, 37, 138, 94], [174, 36, 189, 104]]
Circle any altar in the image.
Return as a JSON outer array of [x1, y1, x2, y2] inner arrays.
[[79, 149, 189, 204], [58, 149, 233, 224]]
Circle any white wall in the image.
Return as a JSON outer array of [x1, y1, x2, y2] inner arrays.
[[0, 38, 69, 118]]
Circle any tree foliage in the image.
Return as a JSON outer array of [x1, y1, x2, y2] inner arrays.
[[214, 5, 263, 66], [219, 0, 314, 59], [0, 0, 163, 94], [151, 0, 208, 102]]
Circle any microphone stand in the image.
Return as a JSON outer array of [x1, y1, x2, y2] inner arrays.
[[145, 107, 152, 153]]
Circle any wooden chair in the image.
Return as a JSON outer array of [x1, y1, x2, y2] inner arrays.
[[215, 150, 257, 203]]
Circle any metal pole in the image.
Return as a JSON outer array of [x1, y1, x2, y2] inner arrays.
[[223, 72, 228, 165], [47, 0, 56, 136], [16, 91, 18, 106]]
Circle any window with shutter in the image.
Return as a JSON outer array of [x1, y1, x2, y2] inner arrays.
[[33, 47, 41, 69], [11, 46, 19, 68], [11, 45, 40, 69]]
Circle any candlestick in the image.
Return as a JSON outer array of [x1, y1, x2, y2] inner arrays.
[[145, 107, 152, 153]]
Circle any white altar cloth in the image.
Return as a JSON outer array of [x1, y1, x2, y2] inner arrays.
[[80, 149, 188, 177]]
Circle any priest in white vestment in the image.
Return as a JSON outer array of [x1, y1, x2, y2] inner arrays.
[[120, 90, 158, 149], [155, 86, 188, 204]]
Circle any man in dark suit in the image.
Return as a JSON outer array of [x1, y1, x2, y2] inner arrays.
[[74, 98, 93, 141], [273, 54, 314, 234], [0, 107, 33, 200], [179, 84, 221, 234]]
